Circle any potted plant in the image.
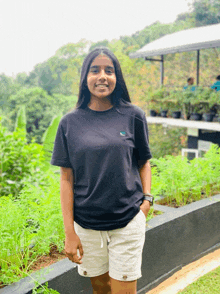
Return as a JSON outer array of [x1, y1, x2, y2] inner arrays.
[[203, 90, 220, 121], [194, 87, 215, 121], [181, 89, 197, 120], [184, 87, 204, 121], [149, 87, 168, 117], [167, 90, 182, 119]]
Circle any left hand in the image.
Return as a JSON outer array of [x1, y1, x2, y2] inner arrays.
[[140, 200, 151, 217]]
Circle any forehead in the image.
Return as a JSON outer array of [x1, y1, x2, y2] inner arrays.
[[90, 54, 114, 67]]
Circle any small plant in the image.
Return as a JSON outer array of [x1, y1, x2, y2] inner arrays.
[[0, 119, 45, 197], [0, 171, 65, 286], [151, 144, 220, 207], [32, 282, 60, 294], [165, 90, 182, 113], [147, 87, 168, 114]]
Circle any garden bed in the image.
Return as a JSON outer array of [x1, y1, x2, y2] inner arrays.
[[1, 194, 219, 294], [0, 208, 163, 292]]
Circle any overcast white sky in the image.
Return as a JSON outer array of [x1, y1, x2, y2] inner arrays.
[[0, 0, 193, 77]]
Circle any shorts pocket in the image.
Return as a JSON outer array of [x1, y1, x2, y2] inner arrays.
[[139, 209, 146, 221]]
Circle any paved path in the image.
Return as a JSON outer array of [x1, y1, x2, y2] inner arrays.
[[146, 248, 220, 294]]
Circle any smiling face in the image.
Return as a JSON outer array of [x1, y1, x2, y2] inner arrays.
[[87, 54, 116, 102]]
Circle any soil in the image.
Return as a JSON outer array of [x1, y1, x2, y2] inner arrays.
[[28, 245, 66, 272], [0, 245, 66, 289], [155, 192, 219, 208]]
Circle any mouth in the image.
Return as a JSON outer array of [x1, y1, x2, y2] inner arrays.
[[95, 84, 109, 87]]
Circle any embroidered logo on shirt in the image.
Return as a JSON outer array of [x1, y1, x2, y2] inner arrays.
[[120, 131, 126, 136]]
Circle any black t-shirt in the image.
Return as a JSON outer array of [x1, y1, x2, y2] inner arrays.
[[51, 101, 152, 231]]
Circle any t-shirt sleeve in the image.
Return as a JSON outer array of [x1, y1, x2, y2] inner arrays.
[[134, 112, 152, 163], [50, 119, 72, 168], [210, 83, 216, 90]]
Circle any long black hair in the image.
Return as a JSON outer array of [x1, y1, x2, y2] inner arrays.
[[76, 47, 131, 109]]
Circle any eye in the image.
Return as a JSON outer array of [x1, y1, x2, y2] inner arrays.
[[90, 68, 98, 73], [106, 69, 113, 74]]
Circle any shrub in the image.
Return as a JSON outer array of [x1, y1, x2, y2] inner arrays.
[[0, 120, 45, 197], [0, 171, 64, 286], [151, 144, 220, 206]]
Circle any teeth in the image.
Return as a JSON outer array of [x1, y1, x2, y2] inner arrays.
[[96, 85, 108, 87]]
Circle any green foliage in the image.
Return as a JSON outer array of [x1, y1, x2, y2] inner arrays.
[[0, 121, 45, 197], [14, 72, 29, 86], [42, 115, 62, 162], [151, 144, 220, 206], [149, 124, 187, 158], [89, 39, 110, 52], [4, 87, 76, 143], [0, 74, 21, 111], [0, 171, 64, 286], [178, 265, 220, 294], [32, 282, 60, 294], [38, 64, 61, 95], [191, 0, 220, 27], [14, 105, 26, 133]]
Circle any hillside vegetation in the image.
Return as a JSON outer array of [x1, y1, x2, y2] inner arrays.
[[0, 0, 219, 157]]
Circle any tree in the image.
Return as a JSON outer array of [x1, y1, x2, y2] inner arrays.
[[54, 40, 88, 96], [6, 87, 76, 143], [89, 40, 109, 52], [0, 74, 20, 111], [38, 64, 61, 95], [14, 72, 29, 86], [190, 0, 220, 27]]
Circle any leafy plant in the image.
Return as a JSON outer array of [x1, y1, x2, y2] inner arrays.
[[42, 115, 62, 163], [151, 144, 220, 206], [0, 119, 45, 197], [149, 87, 170, 112], [14, 105, 26, 133], [165, 90, 182, 113], [0, 171, 64, 286], [32, 282, 60, 294]]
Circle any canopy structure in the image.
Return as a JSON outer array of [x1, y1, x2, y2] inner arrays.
[[129, 23, 220, 85]]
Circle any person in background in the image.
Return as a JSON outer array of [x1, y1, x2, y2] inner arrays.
[[183, 77, 196, 91], [211, 75, 220, 92], [51, 47, 152, 294]]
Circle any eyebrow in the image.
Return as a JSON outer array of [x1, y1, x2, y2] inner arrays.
[[90, 65, 114, 70]]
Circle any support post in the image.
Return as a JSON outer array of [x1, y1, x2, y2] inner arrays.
[[160, 55, 164, 85], [197, 50, 200, 86]]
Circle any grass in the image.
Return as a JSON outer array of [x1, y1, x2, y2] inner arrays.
[[178, 266, 220, 294]]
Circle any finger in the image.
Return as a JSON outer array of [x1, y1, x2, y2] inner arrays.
[[79, 244, 84, 258], [71, 253, 83, 264]]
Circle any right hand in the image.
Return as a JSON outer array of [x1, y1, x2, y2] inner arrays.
[[65, 233, 84, 264]]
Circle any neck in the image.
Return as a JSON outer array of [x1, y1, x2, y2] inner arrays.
[[88, 97, 113, 111]]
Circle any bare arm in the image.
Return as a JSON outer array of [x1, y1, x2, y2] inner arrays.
[[138, 160, 151, 194], [60, 167, 83, 264], [138, 160, 152, 216], [60, 167, 75, 235]]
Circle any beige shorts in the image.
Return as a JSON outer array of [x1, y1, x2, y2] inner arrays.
[[74, 209, 146, 282]]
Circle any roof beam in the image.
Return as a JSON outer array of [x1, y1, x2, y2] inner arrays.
[[145, 57, 163, 62]]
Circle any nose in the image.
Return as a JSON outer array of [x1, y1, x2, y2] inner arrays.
[[98, 69, 107, 81]]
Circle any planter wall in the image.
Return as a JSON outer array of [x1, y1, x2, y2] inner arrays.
[[1, 195, 220, 294]]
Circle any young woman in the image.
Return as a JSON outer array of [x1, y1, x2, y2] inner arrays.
[[51, 47, 153, 294]]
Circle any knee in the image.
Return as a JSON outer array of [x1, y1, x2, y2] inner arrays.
[[91, 279, 111, 293]]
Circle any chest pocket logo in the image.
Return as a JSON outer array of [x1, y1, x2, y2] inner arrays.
[[120, 131, 126, 136]]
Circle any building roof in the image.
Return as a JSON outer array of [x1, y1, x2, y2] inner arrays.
[[130, 23, 220, 58]]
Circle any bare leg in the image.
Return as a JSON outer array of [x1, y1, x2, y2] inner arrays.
[[110, 277, 137, 294], [90, 271, 111, 294]]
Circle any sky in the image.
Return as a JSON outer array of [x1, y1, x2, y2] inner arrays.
[[0, 0, 193, 77]]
